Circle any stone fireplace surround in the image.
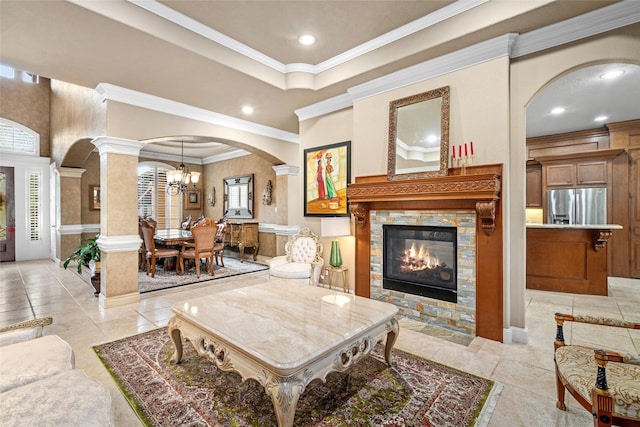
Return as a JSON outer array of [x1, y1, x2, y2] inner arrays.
[[347, 164, 503, 342]]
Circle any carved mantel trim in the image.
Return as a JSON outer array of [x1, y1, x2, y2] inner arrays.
[[347, 166, 501, 236]]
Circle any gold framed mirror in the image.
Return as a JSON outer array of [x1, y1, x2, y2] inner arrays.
[[387, 85, 450, 180]]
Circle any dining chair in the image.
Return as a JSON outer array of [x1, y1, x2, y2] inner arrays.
[[138, 217, 157, 272], [178, 218, 216, 278], [181, 215, 192, 230], [140, 218, 179, 278], [213, 222, 227, 267]]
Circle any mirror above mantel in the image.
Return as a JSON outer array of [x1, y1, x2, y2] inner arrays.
[[388, 85, 450, 181]]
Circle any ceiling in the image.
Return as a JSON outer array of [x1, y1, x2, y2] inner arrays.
[[1, 0, 637, 161]]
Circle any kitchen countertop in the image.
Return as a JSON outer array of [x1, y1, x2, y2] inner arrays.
[[526, 223, 623, 230]]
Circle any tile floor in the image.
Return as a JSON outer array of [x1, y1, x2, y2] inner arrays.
[[1, 259, 638, 426]]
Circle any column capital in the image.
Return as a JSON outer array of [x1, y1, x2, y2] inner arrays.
[[92, 136, 146, 157], [273, 165, 299, 176], [57, 167, 86, 178]]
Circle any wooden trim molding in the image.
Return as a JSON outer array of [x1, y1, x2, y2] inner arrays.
[[346, 164, 504, 342]]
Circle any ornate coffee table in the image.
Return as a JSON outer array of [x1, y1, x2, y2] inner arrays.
[[168, 279, 399, 427]]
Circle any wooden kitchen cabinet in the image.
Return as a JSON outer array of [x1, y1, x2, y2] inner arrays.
[[546, 163, 574, 187], [576, 160, 608, 185], [526, 164, 542, 207]]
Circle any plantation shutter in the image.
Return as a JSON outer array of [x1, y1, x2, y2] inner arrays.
[[27, 170, 41, 241]]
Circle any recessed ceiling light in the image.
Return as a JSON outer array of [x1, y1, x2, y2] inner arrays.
[[600, 70, 624, 80], [298, 34, 316, 46], [241, 105, 254, 115], [550, 107, 565, 115], [594, 115, 608, 122]]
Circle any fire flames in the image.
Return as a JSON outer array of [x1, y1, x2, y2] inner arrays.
[[399, 243, 443, 272]]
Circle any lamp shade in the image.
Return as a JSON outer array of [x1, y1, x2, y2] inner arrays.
[[321, 217, 351, 238]]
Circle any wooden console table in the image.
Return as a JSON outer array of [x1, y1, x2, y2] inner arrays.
[[225, 222, 259, 262]]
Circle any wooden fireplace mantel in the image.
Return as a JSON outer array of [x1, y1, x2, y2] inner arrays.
[[346, 163, 504, 342], [348, 168, 501, 236]]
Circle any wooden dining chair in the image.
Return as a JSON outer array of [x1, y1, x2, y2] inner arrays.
[[213, 222, 227, 267], [178, 218, 216, 278], [140, 218, 179, 278]]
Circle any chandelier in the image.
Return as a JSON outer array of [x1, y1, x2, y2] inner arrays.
[[166, 140, 200, 196]]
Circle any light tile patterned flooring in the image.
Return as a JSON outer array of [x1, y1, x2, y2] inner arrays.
[[1, 259, 638, 426]]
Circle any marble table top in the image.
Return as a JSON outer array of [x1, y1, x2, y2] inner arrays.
[[171, 279, 398, 372]]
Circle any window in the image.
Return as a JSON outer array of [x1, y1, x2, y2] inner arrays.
[[0, 118, 39, 156], [138, 162, 182, 229], [27, 170, 42, 242], [0, 65, 38, 83]]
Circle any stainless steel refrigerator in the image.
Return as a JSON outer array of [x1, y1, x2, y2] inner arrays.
[[547, 188, 607, 225]]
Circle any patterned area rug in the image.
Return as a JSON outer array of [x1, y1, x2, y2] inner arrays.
[[138, 257, 268, 293], [94, 328, 501, 427]]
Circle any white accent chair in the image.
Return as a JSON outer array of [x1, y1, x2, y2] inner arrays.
[[269, 227, 324, 285]]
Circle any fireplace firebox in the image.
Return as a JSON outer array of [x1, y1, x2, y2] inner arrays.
[[383, 224, 457, 303]]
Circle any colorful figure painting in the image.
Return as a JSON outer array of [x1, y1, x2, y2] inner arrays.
[[303, 141, 351, 216]]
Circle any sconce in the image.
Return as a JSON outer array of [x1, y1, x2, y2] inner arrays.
[[262, 180, 273, 206], [208, 186, 216, 207]]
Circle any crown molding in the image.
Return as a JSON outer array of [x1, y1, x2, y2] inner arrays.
[[510, 0, 640, 58], [313, 0, 488, 74], [202, 150, 251, 165], [349, 33, 517, 103], [298, 1, 638, 122], [95, 83, 299, 144], [127, 0, 486, 79], [138, 150, 204, 165], [97, 235, 142, 253], [57, 167, 86, 178]]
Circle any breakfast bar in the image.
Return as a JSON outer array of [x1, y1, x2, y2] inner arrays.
[[526, 224, 622, 295]]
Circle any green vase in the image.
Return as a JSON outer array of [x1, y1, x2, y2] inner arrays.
[[330, 240, 342, 267]]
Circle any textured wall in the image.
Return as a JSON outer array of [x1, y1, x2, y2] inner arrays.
[[0, 74, 51, 157]]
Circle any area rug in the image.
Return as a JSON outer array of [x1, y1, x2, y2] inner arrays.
[[94, 328, 501, 427], [138, 257, 268, 293]]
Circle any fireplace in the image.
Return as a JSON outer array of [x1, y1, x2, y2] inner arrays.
[[383, 224, 457, 303]]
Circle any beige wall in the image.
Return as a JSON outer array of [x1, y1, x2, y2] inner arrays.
[[50, 80, 106, 166], [202, 153, 278, 224], [0, 75, 51, 157], [81, 152, 101, 225]]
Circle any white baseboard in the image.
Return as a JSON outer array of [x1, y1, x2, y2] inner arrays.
[[503, 326, 528, 344]]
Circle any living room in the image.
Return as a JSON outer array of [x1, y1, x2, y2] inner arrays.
[[1, 2, 639, 425]]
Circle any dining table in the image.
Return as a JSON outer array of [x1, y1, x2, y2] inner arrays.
[[153, 229, 194, 271], [154, 229, 194, 246]]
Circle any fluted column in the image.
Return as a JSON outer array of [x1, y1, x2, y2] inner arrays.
[[92, 136, 145, 308]]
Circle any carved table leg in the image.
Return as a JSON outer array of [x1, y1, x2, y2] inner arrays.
[[384, 318, 400, 365], [265, 379, 303, 427], [168, 324, 183, 364]]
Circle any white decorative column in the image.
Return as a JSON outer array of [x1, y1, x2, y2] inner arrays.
[[92, 136, 145, 308], [273, 165, 301, 256]]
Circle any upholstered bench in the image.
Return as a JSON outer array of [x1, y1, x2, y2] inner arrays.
[[0, 334, 75, 392]]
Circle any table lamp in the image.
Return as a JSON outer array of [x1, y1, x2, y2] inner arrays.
[[321, 217, 351, 267]]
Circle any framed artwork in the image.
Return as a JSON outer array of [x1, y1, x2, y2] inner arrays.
[[90, 185, 101, 210], [185, 189, 202, 210], [304, 140, 351, 217]]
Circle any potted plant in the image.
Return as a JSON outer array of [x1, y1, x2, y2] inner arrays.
[[63, 234, 101, 296]]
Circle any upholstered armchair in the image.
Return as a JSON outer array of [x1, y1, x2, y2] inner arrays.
[[554, 313, 640, 427], [269, 227, 324, 285], [178, 218, 216, 278], [140, 218, 179, 278]]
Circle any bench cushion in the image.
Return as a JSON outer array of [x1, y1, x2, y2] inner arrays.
[[0, 369, 113, 426], [0, 334, 74, 392]]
